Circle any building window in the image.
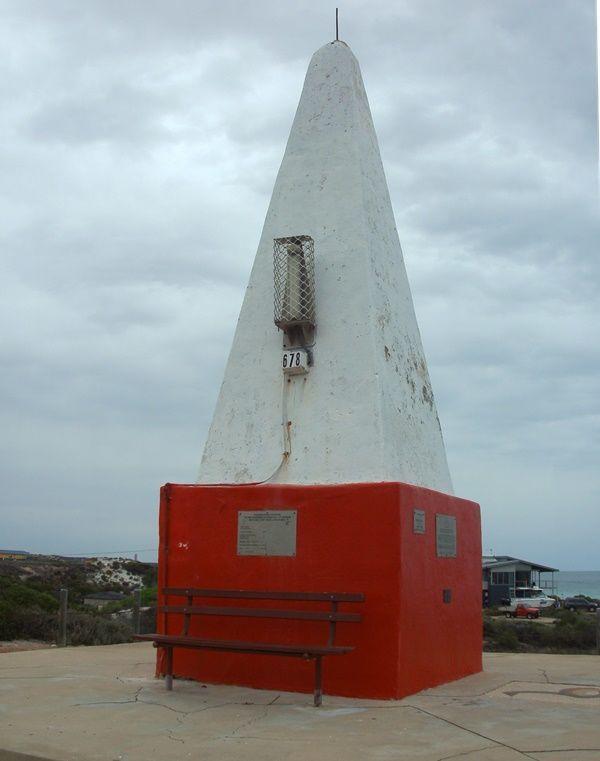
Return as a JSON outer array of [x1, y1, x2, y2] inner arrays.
[[492, 571, 510, 585]]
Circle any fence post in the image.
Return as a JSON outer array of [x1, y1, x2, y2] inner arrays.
[[596, 609, 600, 654], [58, 588, 68, 647], [133, 589, 142, 635]]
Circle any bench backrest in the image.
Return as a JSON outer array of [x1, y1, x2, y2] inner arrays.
[[159, 588, 365, 645]]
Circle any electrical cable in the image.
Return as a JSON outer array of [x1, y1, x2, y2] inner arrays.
[[196, 369, 292, 487]]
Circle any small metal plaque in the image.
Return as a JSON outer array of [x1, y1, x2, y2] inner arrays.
[[443, 588, 452, 603], [413, 509, 426, 534], [436, 514, 457, 558], [237, 510, 297, 557]]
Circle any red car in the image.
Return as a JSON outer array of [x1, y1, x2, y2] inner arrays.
[[505, 604, 539, 620]]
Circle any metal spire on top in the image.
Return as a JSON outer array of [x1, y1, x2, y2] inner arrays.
[[335, 8, 339, 41]]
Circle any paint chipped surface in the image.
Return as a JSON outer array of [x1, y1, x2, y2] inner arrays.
[[198, 42, 452, 494]]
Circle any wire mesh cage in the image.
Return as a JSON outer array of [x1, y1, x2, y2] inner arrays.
[[273, 235, 316, 333]]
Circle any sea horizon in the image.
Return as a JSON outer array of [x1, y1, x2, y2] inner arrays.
[[553, 570, 600, 599]]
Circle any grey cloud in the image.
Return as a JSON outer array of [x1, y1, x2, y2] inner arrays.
[[1, 0, 598, 568], [25, 84, 176, 145]]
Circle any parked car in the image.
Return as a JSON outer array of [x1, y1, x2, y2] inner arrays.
[[562, 597, 598, 612], [505, 604, 539, 620]]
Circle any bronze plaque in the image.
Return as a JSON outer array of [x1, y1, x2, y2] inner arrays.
[[237, 510, 297, 556], [436, 514, 457, 557]]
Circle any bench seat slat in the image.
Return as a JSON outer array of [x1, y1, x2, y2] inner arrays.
[[162, 588, 364, 603], [158, 605, 361, 623], [134, 633, 353, 657], [143, 587, 364, 706]]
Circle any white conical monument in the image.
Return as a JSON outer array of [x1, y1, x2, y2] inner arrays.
[[198, 40, 453, 495], [157, 41, 481, 703]]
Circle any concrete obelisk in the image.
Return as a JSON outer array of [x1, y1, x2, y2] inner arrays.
[[198, 40, 452, 494], [157, 39, 481, 701]]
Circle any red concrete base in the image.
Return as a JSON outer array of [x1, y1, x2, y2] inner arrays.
[[156, 482, 482, 700]]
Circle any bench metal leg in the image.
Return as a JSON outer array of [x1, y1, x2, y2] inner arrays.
[[165, 646, 173, 691], [314, 656, 322, 707]]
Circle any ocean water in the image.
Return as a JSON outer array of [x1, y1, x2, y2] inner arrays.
[[553, 571, 600, 599]]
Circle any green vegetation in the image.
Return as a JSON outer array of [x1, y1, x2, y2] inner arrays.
[[484, 609, 598, 653], [0, 557, 157, 645], [102, 587, 157, 614], [0, 576, 56, 641], [0, 576, 58, 612], [0, 604, 133, 645]]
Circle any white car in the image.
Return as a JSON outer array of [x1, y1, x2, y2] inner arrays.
[[511, 587, 556, 609]]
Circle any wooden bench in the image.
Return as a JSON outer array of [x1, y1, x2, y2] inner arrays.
[[135, 588, 364, 706]]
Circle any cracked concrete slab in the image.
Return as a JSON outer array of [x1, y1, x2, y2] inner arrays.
[[528, 754, 600, 760], [1, 644, 599, 760], [488, 682, 600, 705]]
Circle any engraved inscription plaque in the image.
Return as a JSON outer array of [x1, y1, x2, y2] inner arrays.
[[436, 514, 457, 557], [413, 509, 426, 534], [237, 510, 297, 557]]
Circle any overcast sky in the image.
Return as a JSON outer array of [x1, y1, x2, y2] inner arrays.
[[1, 1, 598, 569]]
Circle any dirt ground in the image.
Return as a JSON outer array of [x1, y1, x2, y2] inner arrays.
[[0, 639, 54, 653]]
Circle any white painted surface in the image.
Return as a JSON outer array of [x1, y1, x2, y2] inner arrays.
[[198, 41, 453, 494]]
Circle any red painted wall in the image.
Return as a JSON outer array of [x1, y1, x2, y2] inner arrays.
[[157, 482, 481, 700], [396, 484, 483, 695]]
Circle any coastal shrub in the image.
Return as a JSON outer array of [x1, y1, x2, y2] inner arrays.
[[494, 625, 519, 651], [122, 560, 158, 588], [101, 586, 157, 615], [141, 586, 157, 606], [552, 617, 595, 650], [0, 605, 56, 641], [484, 619, 519, 651], [140, 606, 156, 634], [482, 617, 495, 637], [0, 608, 135, 645], [67, 612, 132, 646], [511, 622, 544, 647], [0, 576, 58, 612], [0, 576, 60, 640], [483, 612, 597, 653], [554, 609, 580, 625], [0, 574, 137, 644]]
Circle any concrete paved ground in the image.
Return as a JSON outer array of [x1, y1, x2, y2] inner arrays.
[[1, 644, 600, 761]]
